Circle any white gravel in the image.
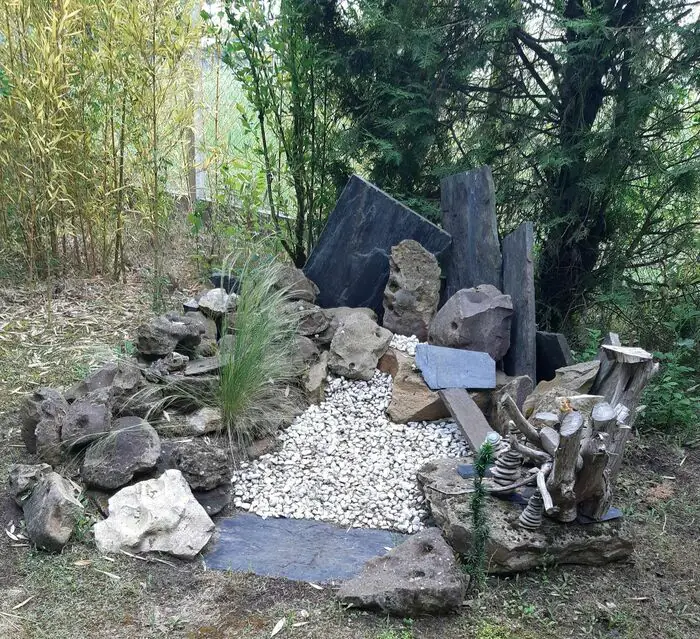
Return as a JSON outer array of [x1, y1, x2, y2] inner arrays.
[[232, 370, 468, 533], [389, 333, 420, 356]]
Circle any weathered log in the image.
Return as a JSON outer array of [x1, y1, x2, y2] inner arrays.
[[591, 345, 657, 425], [501, 394, 540, 445], [539, 427, 560, 456], [531, 411, 559, 429], [607, 422, 633, 484], [546, 411, 584, 522], [575, 435, 612, 520], [591, 402, 617, 434], [537, 462, 554, 514], [487, 467, 541, 494], [508, 433, 551, 465]]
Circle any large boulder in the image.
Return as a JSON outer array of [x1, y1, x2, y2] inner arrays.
[[272, 264, 319, 302], [386, 350, 449, 423], [81, 418, 161, 490], [429, 285, 513, 361], [61, 389, 112, 450], [382, 240, 441, 341], [135, 314, 204, 359], [23, 472, 83, 551], [93, 469, 215, 559], [337, 528, 465, 616], [329, 314, 392, 381], [8, 463, 51, 507], [315, 307, 378, 345], [20, 388, 67, 454]]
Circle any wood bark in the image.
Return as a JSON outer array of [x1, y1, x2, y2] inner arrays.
[[575, 435, 612, 520], [546, 411, 584, 522], [501, 393, 540, 445]]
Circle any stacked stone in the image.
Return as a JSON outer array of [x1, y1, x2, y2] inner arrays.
[[490, 449, 522, 486], [519, 491, 544, 529]]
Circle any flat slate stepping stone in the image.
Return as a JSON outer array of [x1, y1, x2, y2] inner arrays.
[[303, 175, 451, 317], [415, 343, 496, 390], [204, 513, 406, 582]]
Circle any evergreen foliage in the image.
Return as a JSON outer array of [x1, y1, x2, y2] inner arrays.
[[467, 440, 495, 591]]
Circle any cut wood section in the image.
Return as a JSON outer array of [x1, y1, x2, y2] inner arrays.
[[546, 411, 584, 522], [439, 388, 493, 453]]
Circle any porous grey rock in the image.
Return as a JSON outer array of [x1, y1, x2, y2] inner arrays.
[[293, 335, 321, 369], [135, 314, 204, 358], [20, 388, 67, 454], [81, 418, 161, 490], [329, 314, 392, 381], [185, 311, 219, 358], [429, 285, 513, 361], [291, 301, 330, 337], [61, 390, 112, 450], [386, 351, 449, 424], [272, 264, 319, 302], [382, 240, 441, 341], [35, 417, 63, 465], [315, 307, 377, 345], [532, 360, 601, 396], [23, 472, 82, 551], [303, 351, 329, 404], [193, 484, 232, 516], [304, 175, 451, 317], [337, 528, 466, 616], [160, 439, 230, 492], [93, 469, 215, 559], [8, 463, 51, 507], [198, 288, 236, 319], [186, 407, 222, 436], [65, 363, 118, 403], [441, 166, 502, 299], [418, 458, 634, 574]]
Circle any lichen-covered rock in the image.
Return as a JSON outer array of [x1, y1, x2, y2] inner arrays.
[[23, 472, 83, 551], [93, 469, 214, 559], [135, 314, 204, 358], [272, 264, 319, 303], [81, 418, 161, 490], [429, 285, 513, 361], [382, 240, 441, 341], [328, 314, 392, 381], [337, 528, 465, 616], [8, 463, 51, 507], [61, 389, 112, 450], [20, 388, 67, 454]]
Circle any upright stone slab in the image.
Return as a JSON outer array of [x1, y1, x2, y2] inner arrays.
[[303, 176, 451, 317], [441, 166, 502, 300], [536, 331, 573, 382], [502, 222, 536, 382]]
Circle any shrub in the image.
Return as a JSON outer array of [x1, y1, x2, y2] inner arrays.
[[217, 254, 303, 451]]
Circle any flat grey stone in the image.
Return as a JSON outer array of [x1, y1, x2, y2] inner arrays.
[[303, 175, 451, 317], [415, 344, 495, 390], [205, 513, 406, 582], [502, 222, 536, 382], [184, 356, 220, 376], [441, 166, 502, 300], [536, 331, 573, 382]]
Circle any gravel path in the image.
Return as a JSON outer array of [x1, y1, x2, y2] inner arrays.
[[232, 370, 468, 533]]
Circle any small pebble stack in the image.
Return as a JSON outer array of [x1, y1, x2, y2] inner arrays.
[[232, 371, 469, 533]]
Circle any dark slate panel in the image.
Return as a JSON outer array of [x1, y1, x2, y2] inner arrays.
[[502, 222, 536, 382], [536, 331, 573, 382], [204, 513, 406, 583], [303, 176, 452, 317], [415, 343, 496, 390], [440, 166, 502, 301]]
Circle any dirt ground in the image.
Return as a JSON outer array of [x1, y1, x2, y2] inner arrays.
[[1, 277, 698, 639]]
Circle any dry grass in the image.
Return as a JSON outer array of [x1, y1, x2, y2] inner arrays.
[[0, 276, 699, 639]]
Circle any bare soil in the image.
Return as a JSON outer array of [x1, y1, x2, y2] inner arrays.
[[1, 277, 698, 639]]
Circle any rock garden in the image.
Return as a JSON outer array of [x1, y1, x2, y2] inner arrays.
[[1, 169, 685, 632]]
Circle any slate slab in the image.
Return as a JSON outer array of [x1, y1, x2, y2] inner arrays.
[[502, 222, 536, 382], [303, 175, 451, 318], [205, 513, 406, 582], [415, 344, 496, 390], [441, 166, 502, 301], [536, 331, 573, 382]]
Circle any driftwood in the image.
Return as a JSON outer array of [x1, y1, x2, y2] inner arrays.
[[501, 393, 540, 445], [575, 435, 612, 519], [537, 462, 554, 513], [539, 426, 560, 456], [546, 411, 584, 522], [591, 402, 617, 434], [508, 432, 551, 464]]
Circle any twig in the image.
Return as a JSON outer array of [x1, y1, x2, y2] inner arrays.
[[536, 463, 554, 513], [487, 469, 540, 494], [119, 549, 176, 568], [12, 596, 34, 610]]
